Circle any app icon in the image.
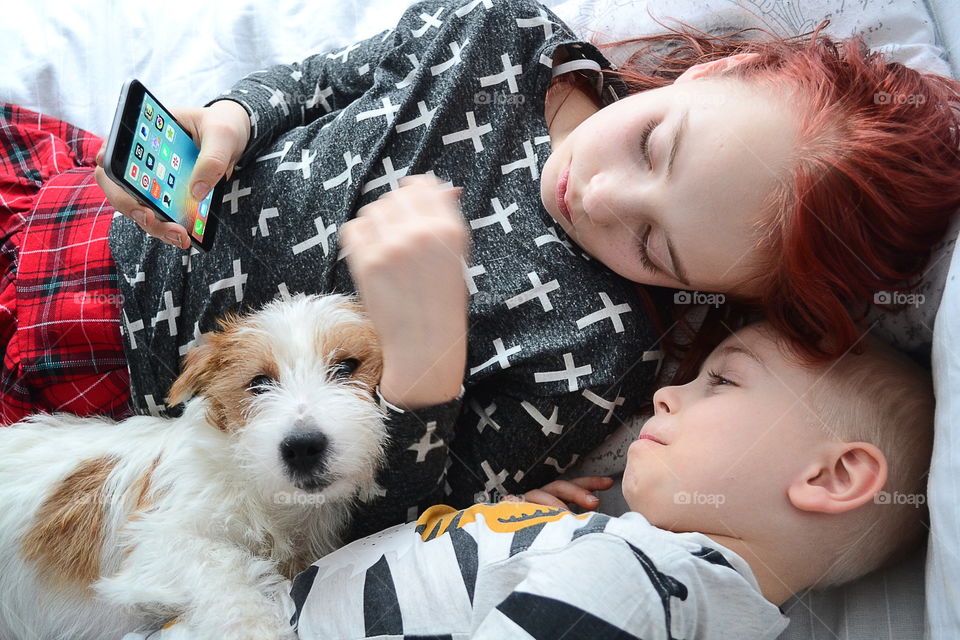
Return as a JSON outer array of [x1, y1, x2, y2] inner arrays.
[[161, 192, 172, 208], [138, 124, 148, 140], [155, 114, 164, 131], [160, 144, 170, 160], [156, 163, 166, 180], [198, 199, 208, 219], [145, 154, 155, 170], [140, 174, 150, 190], [129, 163, 139, 180], [167, 173, 176, 188], [151, 180, 161, 199], [144, 103, 154, 120], [151, 135, 161, 151], [194, 218, 205, 236], [170, 154, 181, 171], [134, 142, 144, 160], [165, 125, 175, 142]]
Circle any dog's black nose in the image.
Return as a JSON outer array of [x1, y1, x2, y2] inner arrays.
[[280, 431, 329, 476]]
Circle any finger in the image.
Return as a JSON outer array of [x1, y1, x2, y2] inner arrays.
[[397, 174, 442, 188], [95, 141, 106, 167], [189, 122, 238, 201], [538, 479, 602, 510], [522, 489, 569, 510], [568, 476, 616, 492], [153, 219, 191, 249]]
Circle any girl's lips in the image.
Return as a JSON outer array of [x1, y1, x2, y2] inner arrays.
[[556, 165, 572, 223], [638, 434, 666, 445]]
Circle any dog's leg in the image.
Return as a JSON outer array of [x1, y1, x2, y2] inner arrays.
[[94, 536, 297, 640]]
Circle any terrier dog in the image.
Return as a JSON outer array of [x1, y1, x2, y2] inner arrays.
[[0, 293, 388, 640]]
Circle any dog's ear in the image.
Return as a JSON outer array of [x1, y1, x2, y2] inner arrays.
[[167, 336, 219, 406]]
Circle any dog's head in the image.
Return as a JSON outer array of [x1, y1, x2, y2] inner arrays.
[[167, 293, 387, 500]]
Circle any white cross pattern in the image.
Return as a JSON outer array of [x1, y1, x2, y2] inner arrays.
[[255, 141, 293, 164], [534, 225, 575, 255], [124, 269, 145, 287], [143, 394, 166, 418], [326, 41, 361, 64], [516, 10, 555, 39], [454, 0, 493, 17], [643, 349, 664, 376], [441, 111, 492, 153], [306, 83, 334, 113], [355, 96, 402, 125], [252, 207, 280, 237], [576, 292, 632, 333], [361, 156, 410, 194], [430, 38, 469, 76], [289, 69, 302, 82], [292, 215, 337, 256], [462, 258, 487, 294], [222, 179, 252, 215], [178, 322, 204, 357], [122, 310, 145, 350], [395, 100, 437, 133], [521, 400, 565, 437], [396, 53, 422, 90], [479, 53, 523, 94], [411, 6, 445, 38], [249, 111, 259, 139], [276, 149, 317, 180], [504, 271, 559, 312], [480, 459, 509, 495], [268, 88, 290, 117], [151, 290, 181, 336], [469, 337, 522, 376], [470, 399, 502, 433], [208, 259, 248, 303], [407, 421, 444, 462], [544, 454, 579, 474], [322, 151, 362, 191], [534, 352, 593, 391], [470, 197, 517, 234], [500, 139, 539, 179], [582, 389, 626, 424]]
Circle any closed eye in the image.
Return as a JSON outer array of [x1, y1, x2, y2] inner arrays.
[[636, 225, 660, 275]]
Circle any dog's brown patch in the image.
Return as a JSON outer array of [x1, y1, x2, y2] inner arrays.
[[22, 455, 119, 589], [129, 454, 162, 515], [328, 300, 384, 397]]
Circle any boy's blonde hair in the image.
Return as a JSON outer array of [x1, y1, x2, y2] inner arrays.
[[803, 336, 934, 590]]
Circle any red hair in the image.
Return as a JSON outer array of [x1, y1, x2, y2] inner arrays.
[[588, 21, 960, 378]]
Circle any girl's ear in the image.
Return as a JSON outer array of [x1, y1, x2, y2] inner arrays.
[[675, 52, 762, 83], [787, 442, 888, 515]]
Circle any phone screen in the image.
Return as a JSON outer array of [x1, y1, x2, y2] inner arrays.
[[121, 96, 216, 245]]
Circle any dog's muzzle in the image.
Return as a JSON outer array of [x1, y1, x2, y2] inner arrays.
[[280, 429, 331, 492]]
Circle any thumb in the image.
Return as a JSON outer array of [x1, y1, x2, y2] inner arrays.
[[189, 132, 237, 201]]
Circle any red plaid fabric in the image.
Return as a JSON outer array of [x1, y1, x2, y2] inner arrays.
[[0, 104, 131, 425]]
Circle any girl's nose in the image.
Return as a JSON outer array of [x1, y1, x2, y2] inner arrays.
[[652, 384, 679, 415], [582, 172, 647, 229]]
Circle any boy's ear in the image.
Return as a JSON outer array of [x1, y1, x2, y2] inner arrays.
[[787, 442, 888, 515], [675, 52, 761, 83]]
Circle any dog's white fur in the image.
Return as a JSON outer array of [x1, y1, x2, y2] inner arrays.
[[0, 293, 388, 640]]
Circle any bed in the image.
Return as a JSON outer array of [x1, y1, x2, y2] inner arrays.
[[2, 1, 957, 637]]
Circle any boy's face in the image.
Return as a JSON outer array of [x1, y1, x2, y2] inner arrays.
[[623, 325, 834, 534]]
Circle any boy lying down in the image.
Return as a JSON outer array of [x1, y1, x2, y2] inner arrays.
[[131, 322, 932, 639]]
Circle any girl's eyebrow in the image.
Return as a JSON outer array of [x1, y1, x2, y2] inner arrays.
[[665, 109, 689, 180]]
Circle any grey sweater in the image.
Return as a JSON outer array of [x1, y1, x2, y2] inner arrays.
[[108, 0, 665, 540]]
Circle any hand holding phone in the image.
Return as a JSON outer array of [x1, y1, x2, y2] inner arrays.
[[95, 80, 250, 250]]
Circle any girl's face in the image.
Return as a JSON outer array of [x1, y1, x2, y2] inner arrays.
[[540, 73, 798, 296]]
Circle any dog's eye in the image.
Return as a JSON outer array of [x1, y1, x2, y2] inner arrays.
[[332, 358, 360, 379], [248, 374, 274, 394]]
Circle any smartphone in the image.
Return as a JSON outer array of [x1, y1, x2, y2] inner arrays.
[[103, 79, 223, 251]]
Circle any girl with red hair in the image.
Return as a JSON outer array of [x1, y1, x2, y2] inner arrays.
[[1, 0, 958, 539]]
